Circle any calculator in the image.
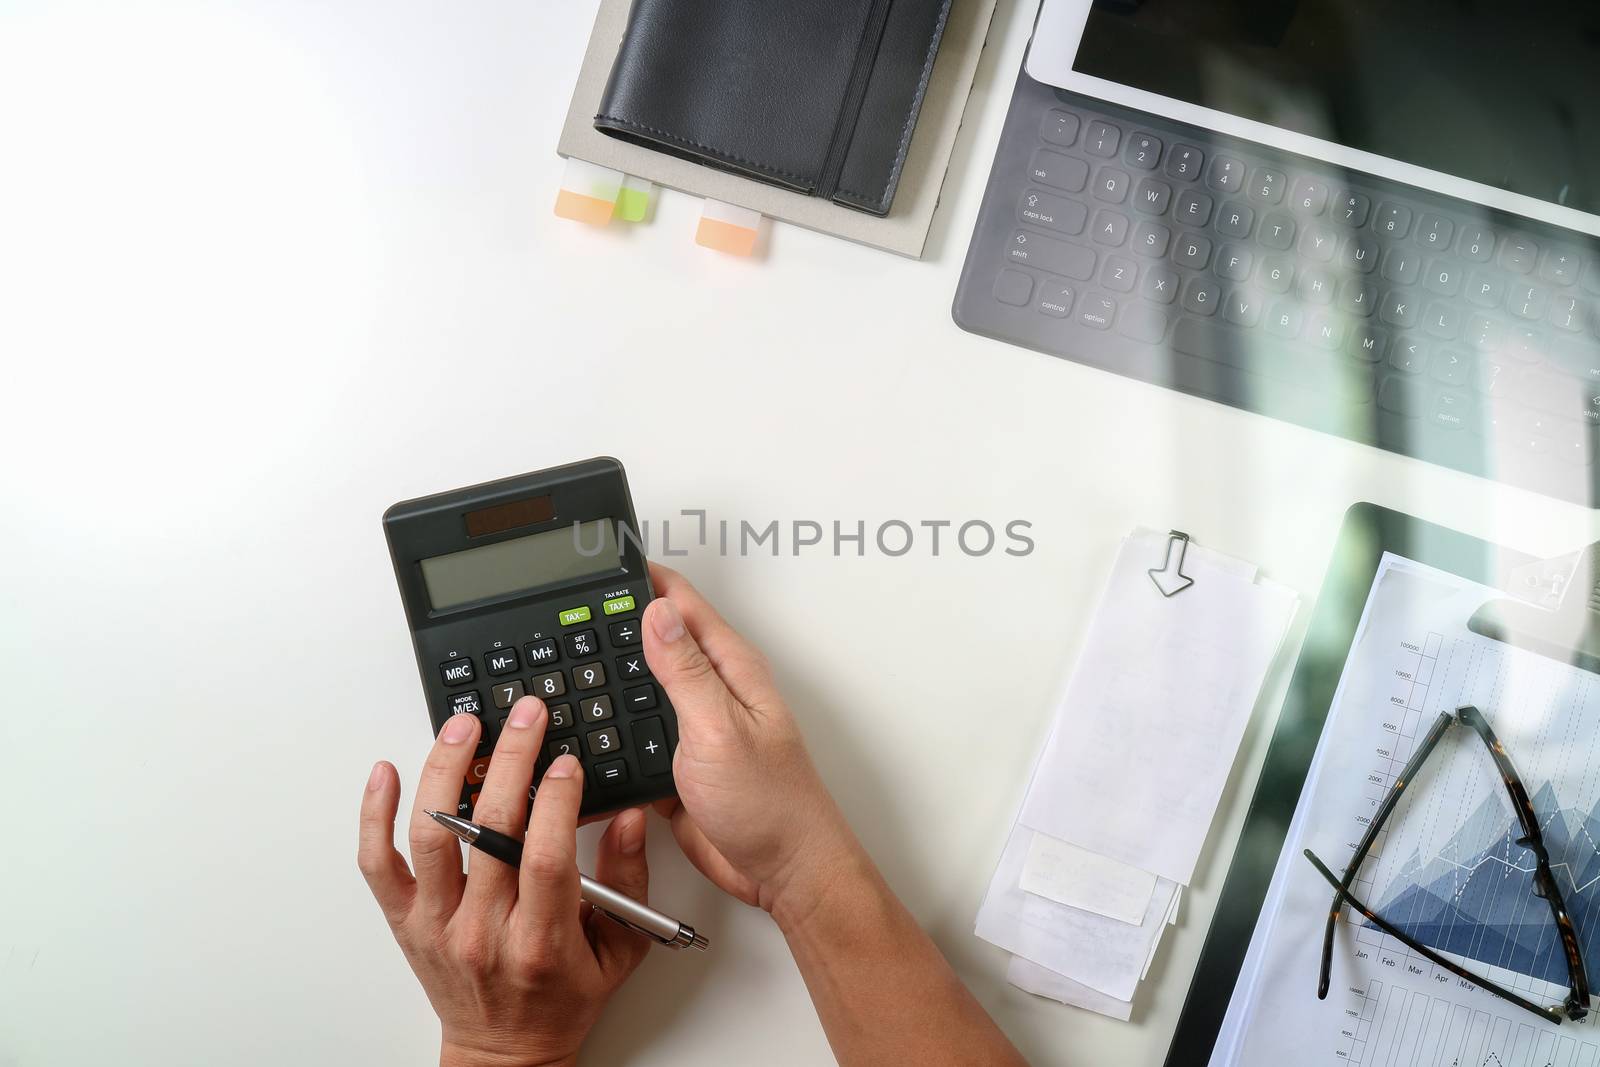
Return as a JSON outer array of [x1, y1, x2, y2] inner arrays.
[[383, 458, 678, 819]]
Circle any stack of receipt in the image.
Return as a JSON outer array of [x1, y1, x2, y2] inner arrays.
[[977, 529, 1297, 1019]]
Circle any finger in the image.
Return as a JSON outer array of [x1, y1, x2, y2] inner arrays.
[[406, 712, 480, 924], [647, 564, 773, 704], [514, 754, 585, 951], [642, 596, 750, 741], [668, 806, 761, 908], [461, 696, 547, 918], [590, 808, 652, 981], [357, 761, 416, 925]]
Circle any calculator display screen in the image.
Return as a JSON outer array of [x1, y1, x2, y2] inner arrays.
[[419, 520, 621, 611], [1072, 0, 1598, 215]]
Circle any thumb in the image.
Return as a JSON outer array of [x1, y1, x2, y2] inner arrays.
[[643, 597, 743, 739]]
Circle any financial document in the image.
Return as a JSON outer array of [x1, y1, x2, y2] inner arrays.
[[1216, 556, 1600, 1066]]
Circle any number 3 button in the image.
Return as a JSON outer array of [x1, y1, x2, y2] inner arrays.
[[586, 726, 621, 756]]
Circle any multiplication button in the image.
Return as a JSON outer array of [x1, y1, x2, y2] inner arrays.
[[616, 653, 649, 680], [439, 658, 475, 686]]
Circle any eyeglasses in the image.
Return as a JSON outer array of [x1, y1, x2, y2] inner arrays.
[[1303, 704, 1590, 1025]]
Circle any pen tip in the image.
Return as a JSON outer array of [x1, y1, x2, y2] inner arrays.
[[424, 810, 443, 820]]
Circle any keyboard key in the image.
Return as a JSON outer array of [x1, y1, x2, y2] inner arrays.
[[632, 717, 672, 777], [623, 684, 658, 712], [1586, 258, 1600, 295], [564, 628, 599, 658], [1423, 260, 1461, 297], [1415, 213, 1454, 250], [1131, 220, 1171, 258], [1171, 318, 1374, 399], [1432, 388, 1475, 430], [1541, 249, 1580, 286], [1078, 293, 1117, 330], [1289, 177, 1329, 215], [1172, 233, 1212, 269], [1265, 300, 1303, 338], [1083, 120, 1121, 157], [1299, 224, 1338, 262], [524, 638, 559, 667], [1027, 149, 1089, 192], [1338, 279, 1378, 317], [1298, 269, 1335, 305], [1500, 236, 1539, 274], [1040, 109, 1081, 147], [1423, 301, 1461, 340], [1101, 255, 1137, 292], [1175, 189, 1213, 227], [492, 680, 526, 709], [1182, 277, 1221, 316], [1380, 247, 1420, 285], [582, 696, 615, 724], [1554, 338, 1600, 381], [1224, 289, 1263, 327], [1248, 168, 1285, 204], [1466, 270, 1503, 309], [1549, 294, 1586, 333], [1508, 284, 1548, 320], [1342, 234, 1380, 274], [1133, 178, 1172, 215], [1509, 326, 1545, 363], [440, 658, 475, 686], [1430, 349, 1472, 386], [1390, 336, 1427, 374], [1347, 323, 1388, 362], [1036, 277, 1075, 318], [1259, 255, 1294, 293], [1092, 210, 1130, 246], [1123, 132, 1162, 170], [1094, 167, 1130, 203], [1464, 314, 1499, 350], [1378, 376, 1428, 417], [585, 725, 621, 756], [1165, 144, 1204, 181], [993, 268, 1033, 307], [486, 647, 519, 676], [1119, 305, 1170, 343], [1458, 226, 1495, 263], [1306, 312, 1345, 349], [1332, 190, 1371, 227], [1005, 230, 1095, 279], [1216, 245, 1253, 281], [1476, 360, 1515, 397], [1139, 266, 1179, 304], [1018, 189, 1087, 235], [1380, 290, 1420, 329], [1214, 202, 1254, 239], [1207, 156, 1246, 194], [1259, 213, 1296, 251], [531, 671, 567, 699], [1373, 203, 1411, 238]]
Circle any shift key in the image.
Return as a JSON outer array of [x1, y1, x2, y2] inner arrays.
[[1005, 231, 1095, 281]]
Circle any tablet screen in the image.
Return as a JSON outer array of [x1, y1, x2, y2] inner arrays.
[[1213, 554, 1599, 1064], [1072, 0, 1600, 216]]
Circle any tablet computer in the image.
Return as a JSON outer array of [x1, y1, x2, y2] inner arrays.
[[1165, 504, 1598, 1064]]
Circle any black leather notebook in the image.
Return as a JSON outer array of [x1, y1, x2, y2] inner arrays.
[[595, 0, 953, 217]]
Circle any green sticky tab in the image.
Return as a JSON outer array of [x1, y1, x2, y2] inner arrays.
[[614, 187, 650, 222], [558, 605, 592, 626], [603, 595, 636, 616]]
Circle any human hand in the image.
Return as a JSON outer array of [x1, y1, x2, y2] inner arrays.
[[358, 696, 651, 1067], [643, 564, 866, 929]]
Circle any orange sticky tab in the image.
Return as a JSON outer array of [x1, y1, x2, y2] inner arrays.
[[554, 189, 616, 226], [696, 199, 762, 256], [554, 159, 621, 226]]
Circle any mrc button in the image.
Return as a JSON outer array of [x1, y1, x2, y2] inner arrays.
[[440, 659, 476, 686]]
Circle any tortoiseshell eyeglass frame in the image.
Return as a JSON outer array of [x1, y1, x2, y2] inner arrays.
[[1303, 704, 1590, 1025]]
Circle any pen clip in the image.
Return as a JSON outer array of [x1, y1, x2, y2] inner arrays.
[[591, 905, 679, 948]]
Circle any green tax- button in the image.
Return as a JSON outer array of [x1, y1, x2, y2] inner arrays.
[[602, 596, 636, 616], [558, 606, 592, 626]]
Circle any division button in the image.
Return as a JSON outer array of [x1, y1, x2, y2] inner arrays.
[[608, 620, 642, 647]]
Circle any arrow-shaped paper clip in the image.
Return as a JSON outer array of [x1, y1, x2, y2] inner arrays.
[[1148, 530, 1196, 598]]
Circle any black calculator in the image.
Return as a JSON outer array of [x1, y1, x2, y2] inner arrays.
[[384, 458, 678, 819]]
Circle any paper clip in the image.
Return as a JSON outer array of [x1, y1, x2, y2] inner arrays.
[[1148, 530, 1195, 598]]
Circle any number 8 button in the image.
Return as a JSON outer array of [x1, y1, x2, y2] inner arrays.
[[531, 671, 566, 698]]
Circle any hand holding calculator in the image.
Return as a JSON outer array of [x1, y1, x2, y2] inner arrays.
[[384, 459, 679, 818]]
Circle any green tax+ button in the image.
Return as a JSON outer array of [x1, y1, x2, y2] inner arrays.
[[558, 605, 592, 626], [602, 595, 636, 616]]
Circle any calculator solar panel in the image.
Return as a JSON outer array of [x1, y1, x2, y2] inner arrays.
[[954, 68, 1600, 507]]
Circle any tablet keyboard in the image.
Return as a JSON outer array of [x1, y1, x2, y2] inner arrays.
[[955, 71, 1600, 506]]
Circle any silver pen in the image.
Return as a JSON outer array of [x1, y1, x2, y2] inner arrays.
[[425, 810, 710, 951]]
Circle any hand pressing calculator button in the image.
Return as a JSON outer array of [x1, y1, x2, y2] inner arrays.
[[385, 459, 681, 818]]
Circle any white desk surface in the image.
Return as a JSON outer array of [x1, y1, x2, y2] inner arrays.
[[2, 3, 1597, 1065]]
